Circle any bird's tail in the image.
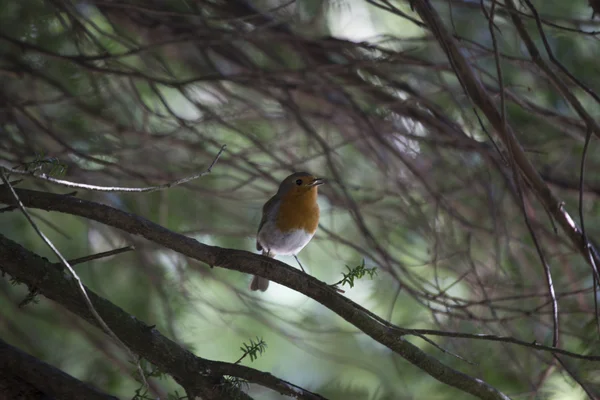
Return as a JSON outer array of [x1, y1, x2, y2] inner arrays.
[[250, 275, 269, 291], [250, 249, 272, 291]]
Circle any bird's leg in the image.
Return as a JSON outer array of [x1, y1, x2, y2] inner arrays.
[[293, 255, 306, 273]]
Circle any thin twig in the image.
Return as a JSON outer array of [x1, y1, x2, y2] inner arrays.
[[578, 126, 600, 337], [554, 355, 598, 400], [489, 0, 559, 348], [402, 328, 600, 361], [1, 144, 226, 193], [0, 172, 149, 390], [66, 246, 136, 267]]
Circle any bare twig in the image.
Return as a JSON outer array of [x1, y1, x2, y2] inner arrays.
[[66, 246, 135, 267], [1, 145, 226, 193], [0, 172, 150, 392], [0, 234, 326, 400]]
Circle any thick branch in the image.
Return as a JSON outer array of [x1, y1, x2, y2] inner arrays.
[[409, 0, 599, 272], [0, 233, 326, 400], [0, 338, 117, 400], [0, 187, 509, 400]]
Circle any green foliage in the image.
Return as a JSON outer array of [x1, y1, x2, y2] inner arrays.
[[133, 387, 187, 400], [336, 259, 378, 288], [236, 337, 267, 364], [1, 1, 598, 399], [131, 359, 172, 400], [215, 376, 247, 399], [11, 154, 68, 177], [131, 387, 152, 400], [17, 288, 40, 308]]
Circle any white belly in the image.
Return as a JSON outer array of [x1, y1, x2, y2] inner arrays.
[[257, 221, 314, 256]]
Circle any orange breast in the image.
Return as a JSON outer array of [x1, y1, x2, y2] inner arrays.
[[276, 188, 320, 234]]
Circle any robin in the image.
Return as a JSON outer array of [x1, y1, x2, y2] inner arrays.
[[250, 172, 324, 291]]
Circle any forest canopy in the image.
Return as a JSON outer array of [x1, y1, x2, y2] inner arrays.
[[2, 1, 600, 399]]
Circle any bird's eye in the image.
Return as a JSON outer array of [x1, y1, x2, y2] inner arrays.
[[295, 179, 302, 186]]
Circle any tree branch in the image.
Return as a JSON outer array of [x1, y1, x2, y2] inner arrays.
[[0, 186, 509, 400], [0, 232, 326, 400], [0, 337, 118, 400], [408, 0, 600, 285]]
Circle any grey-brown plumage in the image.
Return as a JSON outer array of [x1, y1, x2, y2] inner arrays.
[[250, 172, 323, 292]]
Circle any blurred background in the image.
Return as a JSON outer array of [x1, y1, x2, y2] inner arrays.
[[1, 0, 600, 399]]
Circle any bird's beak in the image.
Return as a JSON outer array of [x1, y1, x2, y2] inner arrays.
[[311, 177, 325, 186]]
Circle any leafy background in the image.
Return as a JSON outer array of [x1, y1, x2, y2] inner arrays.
[[2, 0, 600, 399]]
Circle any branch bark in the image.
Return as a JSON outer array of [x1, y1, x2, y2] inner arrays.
[[0, 231, 326, 400], [408, 0, 600, 274], [0, 186, 510, 400], [0, 338, 117, 400]]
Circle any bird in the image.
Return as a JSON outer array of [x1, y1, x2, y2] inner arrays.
[[250, 172, 324, 292]]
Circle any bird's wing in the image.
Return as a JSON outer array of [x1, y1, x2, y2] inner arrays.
[[256, 194, 279, 251]]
